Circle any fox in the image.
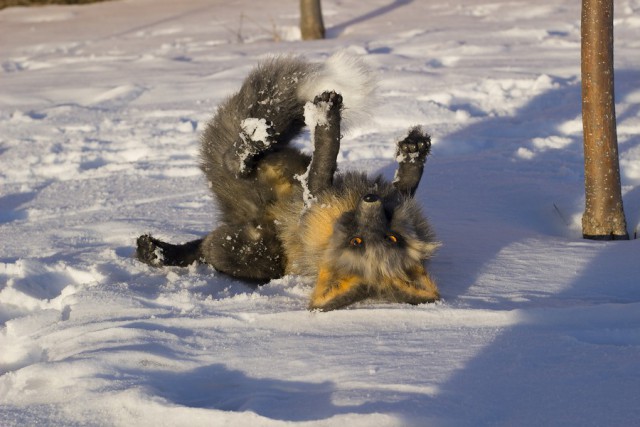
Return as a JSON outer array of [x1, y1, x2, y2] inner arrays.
[[136, 53, 440, 311]]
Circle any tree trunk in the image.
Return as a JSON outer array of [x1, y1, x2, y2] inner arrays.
[[300, 0, 325, 40], [581, 0, 628, 240]]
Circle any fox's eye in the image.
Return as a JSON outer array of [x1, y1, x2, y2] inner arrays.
[[349, 237, 363, 247], [386, 234, 398, 244]]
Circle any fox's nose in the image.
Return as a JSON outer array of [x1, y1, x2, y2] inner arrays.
[[362, 193, 380, 203]]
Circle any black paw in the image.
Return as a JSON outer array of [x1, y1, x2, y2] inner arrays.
[[136, 234, 164, 267], [398, 126, 431, 162], [313, 91, 343, 111]]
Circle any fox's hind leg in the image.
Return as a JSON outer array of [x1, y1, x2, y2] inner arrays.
[[137, 224, 285, 282], [393, 126, 432, 197], [199, 223, 285, 282], [305, 91, 343, 198], [136, 234, 203, 267], [224, 118, 277, 177]]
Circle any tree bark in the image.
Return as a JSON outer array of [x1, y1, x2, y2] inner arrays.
[[581, 0, 628, 240], [300, 0, 325, 40]]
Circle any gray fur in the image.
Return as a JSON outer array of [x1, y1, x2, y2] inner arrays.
[[276, 171, 438, 279], [136, 55, 439, 309], [200, 57, 314, 223]]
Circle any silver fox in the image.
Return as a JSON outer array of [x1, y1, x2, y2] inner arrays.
[[136, 53, 440, 311]]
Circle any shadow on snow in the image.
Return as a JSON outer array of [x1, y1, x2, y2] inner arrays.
[[374, 68, 640, 424]]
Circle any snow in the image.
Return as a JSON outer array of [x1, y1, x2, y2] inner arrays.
[[238, 117, 273, 174], [1, 0, 640, 425], [240, 118, 272, 146], [304, 99, 331, 130]]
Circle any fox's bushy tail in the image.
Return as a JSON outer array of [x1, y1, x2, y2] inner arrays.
[[298, 51, 376, 131], [200, 52, 376, 170]]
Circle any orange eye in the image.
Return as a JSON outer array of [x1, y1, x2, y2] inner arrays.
[[349, 237, 363, 247], [386, 234, 398, 243]]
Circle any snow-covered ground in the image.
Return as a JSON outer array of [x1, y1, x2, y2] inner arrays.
[[1, 0, 640, 425]]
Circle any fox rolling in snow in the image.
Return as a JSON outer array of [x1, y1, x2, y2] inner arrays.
[[136, 53, 440, 311]]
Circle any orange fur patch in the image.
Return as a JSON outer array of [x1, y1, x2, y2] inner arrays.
[[309, 266, 363, 309], [302, 193, 359, 250], [383, 265, 439, 303], [260, 164, 294, 200]]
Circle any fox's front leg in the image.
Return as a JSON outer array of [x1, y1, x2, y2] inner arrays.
[[393, 126, 432, 197], [305, 91, 343, 198]]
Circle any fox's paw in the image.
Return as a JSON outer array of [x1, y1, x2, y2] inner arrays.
[[305, 91, 343, 135], [235, 118, 276, 176], [313, 90, 343, 112], [136, 234, 164, 267], [240, 118, 276, 149], [397, 126, 431, 163]]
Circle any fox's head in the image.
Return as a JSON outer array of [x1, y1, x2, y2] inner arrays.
[[307, 181, 440, 311]]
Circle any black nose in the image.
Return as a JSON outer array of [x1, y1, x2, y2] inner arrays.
[[362, 194, 380, 203]]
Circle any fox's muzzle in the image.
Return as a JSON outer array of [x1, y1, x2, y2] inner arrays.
[[356, 194, 387, 230]]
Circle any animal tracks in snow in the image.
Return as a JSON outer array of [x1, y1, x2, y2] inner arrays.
[[0, 260, 101, 374], [0, 260, 100, 323]]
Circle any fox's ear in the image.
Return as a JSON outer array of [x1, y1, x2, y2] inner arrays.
[[309, 266, 368, 311], [384, 265, 440, 305]]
